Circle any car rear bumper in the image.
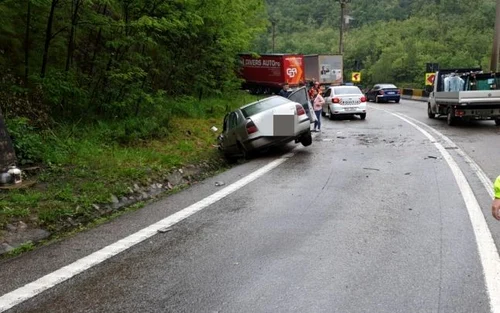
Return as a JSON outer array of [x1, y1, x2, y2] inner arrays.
[[330, 104, 367, 115], [244, 121, 310, 150], [377, 95, 400, 101]]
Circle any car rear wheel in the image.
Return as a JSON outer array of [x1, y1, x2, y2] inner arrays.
[[447, 107, 456, 126], [328, 107, 334, 120], [237, 142, 249, 160], [359, 113, 366, 120], [321, 110, 326, 117], [427, 104, 435, 119], [495, 118, 500, 126], [300, 131, 312, 147], [395, 99, 400, 103]]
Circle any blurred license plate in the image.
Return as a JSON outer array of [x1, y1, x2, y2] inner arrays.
[[387, 92, 395, 94], [345, 107, 357, 111], [342, 100, 357, 105]]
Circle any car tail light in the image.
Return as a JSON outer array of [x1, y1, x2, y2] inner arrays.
[[296, 104, 305, 116], [378, 90, 384, 95], [360, 96, 367, 102], [333, 97, 340, 103], [246, 120, 258, 134], [396, 89, 401, 94]]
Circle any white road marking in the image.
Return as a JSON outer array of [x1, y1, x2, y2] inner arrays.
[[393, 113, 494, 198], [0, 152, 297, 312], [371, 105, 500, 313]]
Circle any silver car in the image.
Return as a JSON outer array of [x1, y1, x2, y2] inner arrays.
[[322, 85, 367, 120], [218, 87, 313, 161]]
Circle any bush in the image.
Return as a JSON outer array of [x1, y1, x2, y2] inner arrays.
[[5, 117, 45, 165]]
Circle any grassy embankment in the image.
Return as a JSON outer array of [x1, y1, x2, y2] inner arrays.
[[0, 91, 260, 240]]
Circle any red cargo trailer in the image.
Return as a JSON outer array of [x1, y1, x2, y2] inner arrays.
[[238, 53, 305, 95]]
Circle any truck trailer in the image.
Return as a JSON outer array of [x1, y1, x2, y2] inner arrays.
[[238, 53, 305, 95], [304, 54, 343, 86], [427, 68, 500, 126]]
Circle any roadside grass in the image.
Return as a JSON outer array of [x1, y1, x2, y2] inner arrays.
[[0, 91, 260, 235]]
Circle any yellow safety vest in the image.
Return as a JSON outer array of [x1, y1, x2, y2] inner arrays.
[[495, 176, 500, 199]]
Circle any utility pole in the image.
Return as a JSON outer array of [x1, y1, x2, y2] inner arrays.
[[338, 0, 351, 55], [492, 0, 500, 72], [271, 20, 276, 53]]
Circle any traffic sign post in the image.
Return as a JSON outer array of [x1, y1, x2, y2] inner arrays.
[[352, 72, 361, 83], [425, 73, 435, 86]]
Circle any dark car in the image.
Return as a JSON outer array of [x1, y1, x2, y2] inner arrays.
[[365, 84, 401, 103]]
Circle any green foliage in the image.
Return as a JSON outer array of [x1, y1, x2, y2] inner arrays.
[[5, 241, 35, 257], [5, 117, 45, 165], [255, 0, 497, 88], [0, 0, 267, 120]]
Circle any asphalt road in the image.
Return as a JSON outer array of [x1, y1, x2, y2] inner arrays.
[[2, 99, 500, 313]]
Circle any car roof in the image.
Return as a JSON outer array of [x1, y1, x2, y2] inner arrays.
[[375, 83, 398, 88], [239, 96, 288, 110]]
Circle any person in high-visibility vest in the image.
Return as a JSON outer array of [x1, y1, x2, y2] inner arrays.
[[492, 176, 500, 220]]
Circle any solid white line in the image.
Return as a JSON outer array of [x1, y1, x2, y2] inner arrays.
[[371, 106, 500, 313], [392, 113, 494, 198], [0, 153, 294, 312]]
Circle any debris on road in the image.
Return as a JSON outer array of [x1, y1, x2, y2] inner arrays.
[[215, 181, 225, 187], [427, 156, 438, 159], [405, 172, 411, 175], [158, 227, 173, 233], [363, 168, 380, 171]]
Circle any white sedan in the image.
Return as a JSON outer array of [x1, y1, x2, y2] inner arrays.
[[321, 85, 367, 120]]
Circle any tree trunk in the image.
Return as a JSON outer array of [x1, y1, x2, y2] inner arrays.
[[24, 0, 31, 84], [0, 107, 17, 171], [87, 4, 106, 77], [41, 0, 58, 78], [65, 0, 81, 72]]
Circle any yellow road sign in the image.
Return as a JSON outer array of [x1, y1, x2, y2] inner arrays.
[[352, 72, 361, 83], [425, 73, 436, 86]]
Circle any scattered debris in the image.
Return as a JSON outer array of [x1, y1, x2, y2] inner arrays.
[[337, 136, 346, 139], [211, 126, 218, 132], [445, 147, 458, 150], [215, 181, 225, 187], [158, 227, 172, 233], [404, 172, 411, 175], [427, 156, 438, 159], [363, 168, 380, 171], [110, 194, 119, 204], [342, 159, 347, 161]]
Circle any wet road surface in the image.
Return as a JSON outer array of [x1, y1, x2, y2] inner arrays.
[[2, 100, 500, 313]]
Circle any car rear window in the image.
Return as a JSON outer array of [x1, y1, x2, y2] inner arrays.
[[333, 87, 362, 95], [380, 84, 397, 89], [241, 97, 289, 118]]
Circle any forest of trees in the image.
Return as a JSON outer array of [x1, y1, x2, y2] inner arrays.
[[256, 0, 497, 88], [0, 0, 266, 124], [0, 0, 497, 124]]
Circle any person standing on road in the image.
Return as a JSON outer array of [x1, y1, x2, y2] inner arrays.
[[312, 88, 325, 132], [492, 175, 500, 220], [279, 83, 292, 98], [309, 81, 321, 100]]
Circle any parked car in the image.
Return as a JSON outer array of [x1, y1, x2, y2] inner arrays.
[[321, 85, 367, 120], [365, 84, 401, 103], [217, 87, 313, 162]]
